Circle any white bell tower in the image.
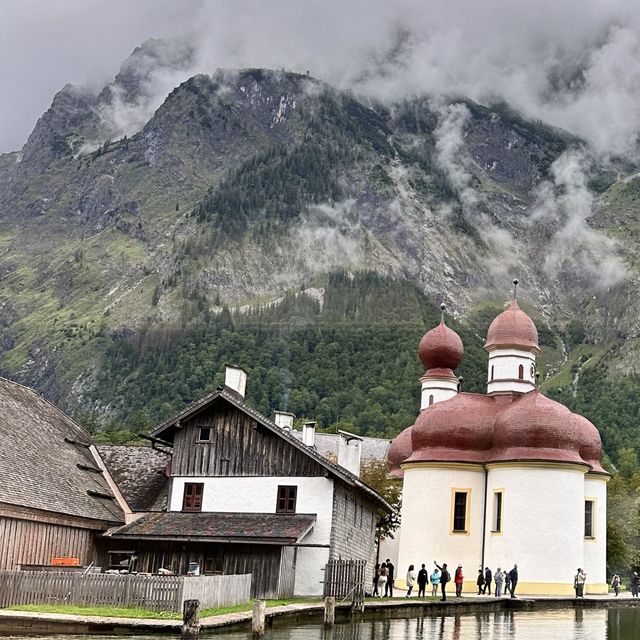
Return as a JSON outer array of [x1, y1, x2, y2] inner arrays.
[[485, 280, 540, 395]]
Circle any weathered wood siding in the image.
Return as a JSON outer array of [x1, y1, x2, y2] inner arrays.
[[129, 541, 285, 598], [0, 516, 95, 570], [172, 402, 325, 477]]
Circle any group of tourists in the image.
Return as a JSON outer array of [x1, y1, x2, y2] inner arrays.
[[610, 572, 639, 597], [372, 559, 396, 597], [373, 560, 519, 601]]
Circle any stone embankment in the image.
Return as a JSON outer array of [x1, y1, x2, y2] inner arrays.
[[1, 595, 639, 635]]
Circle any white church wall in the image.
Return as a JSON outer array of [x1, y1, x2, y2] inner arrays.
[[487, 348, 536, 395], [397, 464, 484, 591], [420, 378, 458, 408], [583, 475, 608, 594], [484, 464, 585, 594]]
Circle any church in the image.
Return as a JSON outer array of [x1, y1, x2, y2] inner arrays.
[[388, 291, 608, 595]]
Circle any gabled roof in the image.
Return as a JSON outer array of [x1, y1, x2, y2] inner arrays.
[[0, 377, 123, 524], [96, 445, 170, 512], [150, 387, 392, 513], [105, 512, 317, 545]]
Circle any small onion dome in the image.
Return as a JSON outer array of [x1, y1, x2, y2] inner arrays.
[[406, 393, 496, 464], [388, 425, 414, 478], [418, 319, 464, 372], [488, 390, 586, 466], [485, 300, 539, 351], [573, 414, 608, 475]]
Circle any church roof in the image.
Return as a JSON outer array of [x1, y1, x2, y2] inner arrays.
[[485, 300, 539, 351], [389, 298, 606, 475], [418, 318, 464, 372], [390, 389, 607, 474]]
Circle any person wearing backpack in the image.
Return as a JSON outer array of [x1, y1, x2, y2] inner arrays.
[[434, 561, 450, 601]]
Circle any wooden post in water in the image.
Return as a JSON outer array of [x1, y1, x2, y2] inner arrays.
[[252, 599, 267, 637], [182, 599, 201, 636], [324, 596, 336, 626]]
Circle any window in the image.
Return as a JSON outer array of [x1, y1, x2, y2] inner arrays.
[[585, 500, 594, 538], [518, 364, 524, 380], [198, 427, 212, 442], [429, 394, 434, 406], [452, 491, 469, 532], [493, 491, 503, 532], [182, 483, 204, 512], [276, 486, 297, 513], [204, 551, 224, 574], [491, 365, 494, 381]]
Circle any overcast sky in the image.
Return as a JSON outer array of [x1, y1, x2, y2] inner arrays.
[[2, 0, 640, 157]]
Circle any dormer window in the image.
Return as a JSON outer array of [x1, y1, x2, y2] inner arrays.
[[198, 428, 212, 442]]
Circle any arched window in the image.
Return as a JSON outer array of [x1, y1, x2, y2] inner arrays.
[[491, 365, 494, 381], [429, 394, 434, 406], [518, 364, 524, 380]]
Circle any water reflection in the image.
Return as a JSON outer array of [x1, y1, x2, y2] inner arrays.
[[263, 609, 638, 640], [6, 608, 639, 640]]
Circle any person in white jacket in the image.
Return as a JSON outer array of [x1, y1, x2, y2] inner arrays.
[[406, 564, 416, 597]]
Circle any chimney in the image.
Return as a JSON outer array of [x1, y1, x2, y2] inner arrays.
[[274, 411, 295, 431], [224, 365, 247, 398], [337, 430, 363, 477], [302, 421, 316, 447]]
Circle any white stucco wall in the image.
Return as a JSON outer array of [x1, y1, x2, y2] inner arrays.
[[169, 476, 334, 595], [583, 475, 607, 591], [397, 466, 485, 588], [487, 348, 536, 395], [484, 465, 585, 590], [420, 378, 458, 409]]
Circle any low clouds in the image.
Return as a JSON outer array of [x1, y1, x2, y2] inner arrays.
[[3, 0, 640, 159]]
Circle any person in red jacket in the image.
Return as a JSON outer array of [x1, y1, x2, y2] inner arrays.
[[454, 565, 464, 597]]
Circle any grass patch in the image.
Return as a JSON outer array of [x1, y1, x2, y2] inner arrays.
[[6, 604, 180, 619], [8, 598, 324, 621]]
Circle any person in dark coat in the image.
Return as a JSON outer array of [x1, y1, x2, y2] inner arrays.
[[372, 563, 380, 597], [508, 564, 518, 598], [631, 572, 639, 597], [417, 564, 428, 598], [434, 561, 450, 601], [384, 558, 395, 597], [477, 569, 485, 595], [483, 567, 493, 595]]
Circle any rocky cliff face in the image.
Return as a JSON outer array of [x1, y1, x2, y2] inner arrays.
[[0, 41, 637, 416]]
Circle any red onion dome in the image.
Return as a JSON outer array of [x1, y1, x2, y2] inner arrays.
[[485, 300, 539, 351], [573, 414, 608, 475], [488, 390, 586, 465], [388, 425, 414, 478], [418, 319, 464, 371], [406, 393, 497, 464]]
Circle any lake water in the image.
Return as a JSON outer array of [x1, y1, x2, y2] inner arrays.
[[7, 608, 640, 640]]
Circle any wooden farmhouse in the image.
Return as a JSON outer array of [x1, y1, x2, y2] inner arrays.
[[98, 367, 392, 597], [0, 378, 123, 570]]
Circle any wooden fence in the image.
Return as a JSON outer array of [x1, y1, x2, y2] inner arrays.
[[323, 560, 366, 608], [0, 571, 251, 612]]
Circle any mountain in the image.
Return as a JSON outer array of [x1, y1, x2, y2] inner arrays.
[[0, 41, 639, 468]]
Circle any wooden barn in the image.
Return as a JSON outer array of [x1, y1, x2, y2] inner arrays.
[[0, 378, 123, 570], [99, 367, 392, 597]]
